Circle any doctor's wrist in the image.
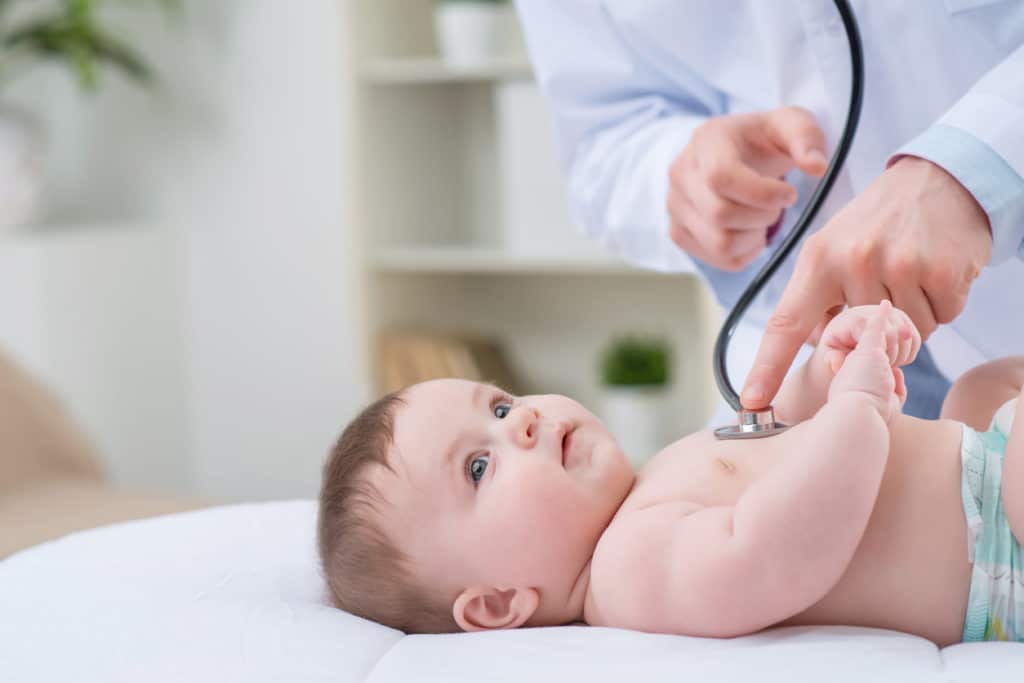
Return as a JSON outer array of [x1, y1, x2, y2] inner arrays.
[[888, 123, 1024, 263], [889, 154, 992, 249]]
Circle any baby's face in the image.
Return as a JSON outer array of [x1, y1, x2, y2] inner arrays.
[[373, 379, 634, 620]]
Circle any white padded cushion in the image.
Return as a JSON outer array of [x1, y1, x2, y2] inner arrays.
[[3, 500, 1024, 682], [0, 501, 401, 682]]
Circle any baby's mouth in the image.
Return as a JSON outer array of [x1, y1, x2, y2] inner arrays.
[[561, 427, 575, 467]]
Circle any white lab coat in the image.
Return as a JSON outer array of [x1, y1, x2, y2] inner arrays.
[[515, 0, 1024, 388]]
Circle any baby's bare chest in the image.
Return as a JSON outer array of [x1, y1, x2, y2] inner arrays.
[[622, 430, 788, 512]]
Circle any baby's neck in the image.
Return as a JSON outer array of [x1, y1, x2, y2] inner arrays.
[[574, 558, 594, 624], [577, 517, 630, 626], [522, 555, 594, 627], [576, 485, 639, 625]]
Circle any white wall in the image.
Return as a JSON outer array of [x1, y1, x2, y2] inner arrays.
[[171, 1, 365, 500], [0, 1, 365, 500], [0, 225, 192, 493]]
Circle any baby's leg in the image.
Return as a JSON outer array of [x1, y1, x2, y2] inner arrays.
[[1003, 386, 1024, 544], [941, 356, 1024, 431], [1003, 379, 1024, 544], [941, 358, 1024, 542]]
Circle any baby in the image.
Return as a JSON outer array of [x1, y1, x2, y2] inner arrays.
[[318, 301, 1024, 645]]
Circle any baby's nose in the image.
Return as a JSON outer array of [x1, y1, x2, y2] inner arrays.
[[507, 405, 539, 447]]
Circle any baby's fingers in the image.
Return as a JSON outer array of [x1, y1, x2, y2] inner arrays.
[[896, 322, 914, 366], [857, 300, 893, 351], [893, 367, 907, 408], [827, 349, 846, 374], [884, 320, 900, 364]]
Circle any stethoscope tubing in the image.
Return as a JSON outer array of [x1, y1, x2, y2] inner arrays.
[[712, 0, 865, 413]]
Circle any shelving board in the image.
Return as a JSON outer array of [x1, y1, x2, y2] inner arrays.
[[368, 245, 696, 276], [361, 57, 533, 84]]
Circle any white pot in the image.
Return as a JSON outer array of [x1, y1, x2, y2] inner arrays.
[[601, 386, 670, 470], [434, 2, 507, 68], [0, 105, 45, 232]]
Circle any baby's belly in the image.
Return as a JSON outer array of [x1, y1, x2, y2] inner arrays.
[[780, 417, 971, 646]]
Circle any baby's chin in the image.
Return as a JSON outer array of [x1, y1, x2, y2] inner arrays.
[[604, 443, 639, 498]]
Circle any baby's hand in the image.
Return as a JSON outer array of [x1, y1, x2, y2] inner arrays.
[[826, 300, 906, 424], [819, 303, 920, 376]]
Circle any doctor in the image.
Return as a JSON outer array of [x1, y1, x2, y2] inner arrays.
[[514, 1, 1024, 421]]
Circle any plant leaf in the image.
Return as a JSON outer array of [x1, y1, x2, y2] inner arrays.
[[89, 29, 152, 83], [2, 0, 165, 92]]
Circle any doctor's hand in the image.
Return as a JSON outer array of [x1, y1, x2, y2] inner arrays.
[[741, 156, 992, 410], [667, 106, 828, 271]]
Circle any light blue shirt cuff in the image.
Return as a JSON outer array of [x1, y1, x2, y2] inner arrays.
[[893, 124, 1024, 265]]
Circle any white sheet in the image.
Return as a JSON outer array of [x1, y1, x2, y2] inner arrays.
[[2, 501, 1023, 682]]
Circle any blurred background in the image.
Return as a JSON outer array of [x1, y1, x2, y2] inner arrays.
[[0, 0, 719, 553]]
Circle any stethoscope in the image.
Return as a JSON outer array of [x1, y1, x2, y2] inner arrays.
[[713, 0, 864, 440]]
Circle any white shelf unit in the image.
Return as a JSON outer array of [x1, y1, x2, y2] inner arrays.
[[342, 0, 719, 434]]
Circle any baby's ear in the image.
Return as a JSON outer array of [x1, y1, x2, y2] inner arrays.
[[452, 586, 539, 631]]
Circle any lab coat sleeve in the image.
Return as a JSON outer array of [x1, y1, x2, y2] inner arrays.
[[513, 0, 723, 273], [891, 44, 1024, 265]]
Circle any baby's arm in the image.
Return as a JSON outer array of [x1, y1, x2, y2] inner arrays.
[[773, 304, 918, 424], [605, 306, 897, 637], [770, 339, 835, 425]]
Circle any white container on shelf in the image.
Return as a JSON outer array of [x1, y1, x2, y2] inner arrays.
[[601, 386, 671, 470], [434, 2, 508, 68]]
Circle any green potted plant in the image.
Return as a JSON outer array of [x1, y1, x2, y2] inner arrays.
[[433, 0, 510, 68], [0, 0, 171, 230], [599, 335, 673, 469]]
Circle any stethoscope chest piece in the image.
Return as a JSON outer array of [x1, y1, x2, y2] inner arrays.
[[714, 407, 789, 440]]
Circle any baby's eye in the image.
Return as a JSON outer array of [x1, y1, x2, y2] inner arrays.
[[467, 454, 490, 484], [494, 402, 512, 419]]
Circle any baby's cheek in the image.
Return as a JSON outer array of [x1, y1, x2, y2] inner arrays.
[[475, 508, 559, 582], [495, 480, 586, 540]]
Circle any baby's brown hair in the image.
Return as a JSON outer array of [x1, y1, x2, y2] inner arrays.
[[317, 390, 460, 633]]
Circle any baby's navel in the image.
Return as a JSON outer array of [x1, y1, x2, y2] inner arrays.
[[715, 456, 737, 474]]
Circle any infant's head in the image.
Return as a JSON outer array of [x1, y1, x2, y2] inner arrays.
[[318, 378, 634, 633]]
